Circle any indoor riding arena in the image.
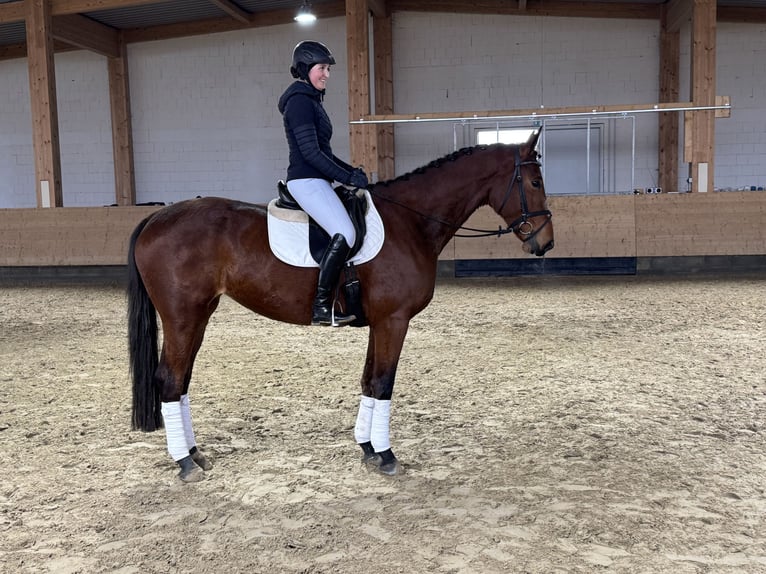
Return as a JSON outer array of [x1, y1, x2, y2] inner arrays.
[[1, 2, 765, 573]]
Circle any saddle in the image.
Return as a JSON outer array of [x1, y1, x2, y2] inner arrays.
[[274, 180, 369, 327], [275, 180, 368, 263]]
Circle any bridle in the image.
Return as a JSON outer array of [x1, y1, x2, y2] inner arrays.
[[370, 147, 552, 243], [482, 146, 553, 243]]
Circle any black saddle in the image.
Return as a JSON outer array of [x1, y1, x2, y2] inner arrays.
[[275, 180, 368, 263]]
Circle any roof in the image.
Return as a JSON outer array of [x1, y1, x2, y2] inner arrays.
[[1, 0, 765, 58]]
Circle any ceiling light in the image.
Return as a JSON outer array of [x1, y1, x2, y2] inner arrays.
[[294, 1, 317, 24]]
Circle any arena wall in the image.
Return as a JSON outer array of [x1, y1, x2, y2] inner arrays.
[[1, 192, 763, 283], [1, 14, 764, 281]]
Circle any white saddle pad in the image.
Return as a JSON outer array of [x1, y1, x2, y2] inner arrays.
[[267, 189, 385, 268]]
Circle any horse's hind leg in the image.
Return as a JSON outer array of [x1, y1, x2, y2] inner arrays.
[[180, 395, 213, 471], [158, 300, 218, 482]]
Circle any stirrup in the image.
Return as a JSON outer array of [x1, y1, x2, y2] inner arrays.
[[311, 305, 355, 327], [330, 306, 355, 327]]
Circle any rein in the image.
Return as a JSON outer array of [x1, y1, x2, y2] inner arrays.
[[369, 147, 552, 242]]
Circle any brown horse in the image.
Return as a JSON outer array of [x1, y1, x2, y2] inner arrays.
[[127, 130, 553, 481]]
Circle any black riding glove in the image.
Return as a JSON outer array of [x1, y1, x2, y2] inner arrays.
[[348, 168, 369, 189]]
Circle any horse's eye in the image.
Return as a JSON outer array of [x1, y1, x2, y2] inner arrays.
[[531, 179, 542, 189]]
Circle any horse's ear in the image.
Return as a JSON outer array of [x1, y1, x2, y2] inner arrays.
[[526, 129, 541, 151]]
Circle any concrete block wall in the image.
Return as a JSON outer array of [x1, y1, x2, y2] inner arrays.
[[0, 13, 764, 207], [391, 14, 662, 191], [0, 18, 348, 208], [712, 23, 766, 192], [125, 18, 349, 206], [0, 59, 34, 208]]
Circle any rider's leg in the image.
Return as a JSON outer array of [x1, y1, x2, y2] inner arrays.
[[286, 178, 356, 247], [311, 233, 355, 326], [287, 179, 356, 326]]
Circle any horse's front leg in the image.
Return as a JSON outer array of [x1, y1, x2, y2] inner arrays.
[[355, 317, 410, 476]]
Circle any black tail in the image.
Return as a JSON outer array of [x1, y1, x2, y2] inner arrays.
[[127, 217, 163, 431]]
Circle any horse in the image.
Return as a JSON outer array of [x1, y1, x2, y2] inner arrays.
[[127, 129, 554, 482]]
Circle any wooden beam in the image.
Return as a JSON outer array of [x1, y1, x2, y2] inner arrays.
[[368, 0, 387, 18], [687, 0, 716, 192], [24, 0, 63, 207], [718, 6, 766, 22], [3, 0, 766, 28], [346, 0, 376, 175], [51, 0, 161, 15], [373, 10, 394, 181], [664, 0, 691, 32], [1, 0, 164, 24], [123, 3, 345, 44], [388, 0, 660, 19], [0, 43, 28, 60], [108, 37, 136, 206], [659, 5, 680, 193], [0, 1, 25, 24], [52, 13, 120, 57], [205, 0, 250, 24], [0, 40, 80, 62], [25, 0, 63, 208], [715, 95, 730, 118]]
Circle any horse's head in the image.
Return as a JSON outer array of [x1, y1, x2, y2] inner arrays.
[[488, 130, 554, 256]]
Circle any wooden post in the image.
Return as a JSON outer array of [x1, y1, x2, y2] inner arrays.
[[659, 5, 680, 193], [688, 0, 716, 192], [373, 8, 394, 181], [108, 37, 137, 206], [345, 0, 377, 178], [25, 0, 63, 207]]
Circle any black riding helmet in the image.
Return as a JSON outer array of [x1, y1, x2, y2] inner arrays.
[[290, 40, 336, 81]]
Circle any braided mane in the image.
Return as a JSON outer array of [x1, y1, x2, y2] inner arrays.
[[375, 145, 491, 187]]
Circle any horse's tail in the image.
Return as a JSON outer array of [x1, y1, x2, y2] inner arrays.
[[127, 216, 163, 432]]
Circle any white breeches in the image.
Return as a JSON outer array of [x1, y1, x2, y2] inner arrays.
[[287, 178, 356, 247]]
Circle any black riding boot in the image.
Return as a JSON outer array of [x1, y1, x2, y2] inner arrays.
[[312, 234, 356, 327]]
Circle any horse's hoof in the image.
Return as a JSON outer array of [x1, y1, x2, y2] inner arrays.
[[363, 447, 402, 476], [377, 460, 402, 476], [362, 452, 383, 467], [191, 448, 213, 471], [178, 465, 205, 483], [177, 455, 205, 483]]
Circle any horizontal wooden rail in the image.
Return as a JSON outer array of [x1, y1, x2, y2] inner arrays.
[[350, 100, 731, 124]]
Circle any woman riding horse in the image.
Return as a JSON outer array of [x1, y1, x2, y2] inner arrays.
[[278, 40, 369, 327]]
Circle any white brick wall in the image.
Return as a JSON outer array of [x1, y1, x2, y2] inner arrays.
[[392, 14, 663, 192], [0, 59, 34, 208], [0, 14, 764, 207], [711, 23, 766, 191]]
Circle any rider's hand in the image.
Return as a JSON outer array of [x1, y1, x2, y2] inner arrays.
[[348, 168, 369, 189]]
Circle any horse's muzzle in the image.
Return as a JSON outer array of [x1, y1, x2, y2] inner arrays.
[[523, 238, 554, 256]]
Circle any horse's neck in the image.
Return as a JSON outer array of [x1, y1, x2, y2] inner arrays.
[[388, 159, 497, 254]]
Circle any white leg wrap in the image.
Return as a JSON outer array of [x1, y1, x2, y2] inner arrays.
[[354, 395, 375, 444], [370, 399, 391, 453], [161, 401, 190, 461], [179, 394, 197, 450]]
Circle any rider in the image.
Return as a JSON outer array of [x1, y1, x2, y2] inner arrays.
[[278, 40, 369, 327]]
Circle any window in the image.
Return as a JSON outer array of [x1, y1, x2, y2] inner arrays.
[[476, 128, 537, 146], [474, 123, 606, 195]]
